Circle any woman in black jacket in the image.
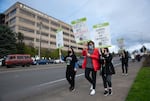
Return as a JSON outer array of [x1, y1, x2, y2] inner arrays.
[[101, 48, 115, 96], [64, 46, 77, 91], [121, 50, 129, 75]]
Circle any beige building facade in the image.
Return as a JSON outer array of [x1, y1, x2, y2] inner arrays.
[[4, 2, 84, 52]]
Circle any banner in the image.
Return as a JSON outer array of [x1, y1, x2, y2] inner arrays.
[[56, 29, 64, 48], [92, 22, 111, 48], [71, 17, 90, 43], [117, 38, 124, 49]]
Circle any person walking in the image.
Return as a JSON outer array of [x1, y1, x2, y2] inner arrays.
[[64, 46, 78, 91], [100, 48, 115, 96], [82, 41, 100, 95], [121, 50, 129, 75]]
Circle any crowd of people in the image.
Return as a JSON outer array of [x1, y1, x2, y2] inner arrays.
[[64, 40, 129, 96]]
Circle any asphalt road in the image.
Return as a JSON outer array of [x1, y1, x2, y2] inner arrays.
[[0, 64, 84, 101], [0, 57, 121, 101]]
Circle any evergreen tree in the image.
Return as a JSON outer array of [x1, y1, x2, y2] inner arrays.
[[0, 25, 17, 57]]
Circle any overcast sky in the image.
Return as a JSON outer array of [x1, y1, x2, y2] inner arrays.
[[1, 0, 150, 52]]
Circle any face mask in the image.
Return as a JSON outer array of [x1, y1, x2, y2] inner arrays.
[[89, 45, 94, 49], [68, 51, 72, 54]]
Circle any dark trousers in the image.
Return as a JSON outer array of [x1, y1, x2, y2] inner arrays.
[[122, 62, 128, 73], [102, 74, 112, 88], [85, 68, 97, 89], [66, 69, 76, 88]]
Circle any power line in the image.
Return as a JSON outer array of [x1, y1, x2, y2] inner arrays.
[[61, 0, 90, 21]]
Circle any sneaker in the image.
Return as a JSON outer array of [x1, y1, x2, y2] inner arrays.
[[90, 85, 93, 90], [125, 73, 128, 76], [69, 86, 75, 92], [90, 89, 95, 95], [104, 90, 109, 96], [122, 73, 125, 75], [109, 89, 113, 95]]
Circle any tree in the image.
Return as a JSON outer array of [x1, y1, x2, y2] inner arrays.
[[16, 32, 25, 54], [0, 25, 17, 57], [50, 49, 59, 59]]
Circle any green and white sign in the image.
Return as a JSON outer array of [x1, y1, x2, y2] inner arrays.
[[56, 29, 64, 48], [117, 38, 124, 50], [71, 17, 90, 43], [93, 22, 111, 48]]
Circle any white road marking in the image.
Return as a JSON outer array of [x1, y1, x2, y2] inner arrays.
[[36, 73, 84, 88], [0, 65, 65, 74], [35, 63, 121, 88]]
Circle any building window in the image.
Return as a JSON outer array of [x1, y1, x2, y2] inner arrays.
[[37, 16, 49, 23], [62, 25, 69, 31], [64, 44, 69, 47], [9, 17, 16, 24], [37, 23, 49, 30], [51, 21, 60, 27], [19, 9, 35, 18], [70, 40, 76, 43], [10, 26, 15, 32], [36, 31, 49, 37], [9, 9, 16, 17], [41, 40, 48, 44], [63, 32, 69, 36], [70, 34, 75, 38], [19, 17, 35, 25], [19, 26, 34, 33], [42, 32, 49, 37], [50, 42, 56, 45], [70, 29, 73, 32], [64, 38, 69, 42], [24, 36, 34, 41], [50, 34, 56, 38], [78, 47, 83, 50], [51, 27, 57, 32]]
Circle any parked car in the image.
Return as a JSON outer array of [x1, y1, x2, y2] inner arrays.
[[54, 59, 64, 64], [5, 54, 33, 68], [48, 59, 54, 64], [36, 59, 49, 65], [0, 58, 3, 66]]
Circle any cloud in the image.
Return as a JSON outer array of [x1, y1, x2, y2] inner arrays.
[[1, 0, 150, 52]]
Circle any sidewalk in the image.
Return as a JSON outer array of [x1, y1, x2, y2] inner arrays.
[[23, 61, 142, 101]]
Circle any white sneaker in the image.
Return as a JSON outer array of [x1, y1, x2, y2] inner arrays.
[[90, 89, 95, 95], [90, 85, 93, 90], [125, 73, 128, 76]]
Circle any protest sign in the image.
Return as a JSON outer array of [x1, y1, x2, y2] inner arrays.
[[71, 17, 90, 43], [93, 22, 111, 48]]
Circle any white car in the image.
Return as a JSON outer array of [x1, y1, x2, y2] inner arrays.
[[54, 59, 64, 64], [0, 58, 4, 66]]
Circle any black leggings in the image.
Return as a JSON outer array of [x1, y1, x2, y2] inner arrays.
[[66, 69, 76, 88], [122, 62, 128, 73], [85, 68, 97, 89], [102, 74, 112, 88]]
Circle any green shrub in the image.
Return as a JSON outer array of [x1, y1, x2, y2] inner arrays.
[[142, 55, 150, 67]]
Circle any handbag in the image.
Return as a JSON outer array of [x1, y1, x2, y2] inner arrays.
[[110, 62, 115, 74]]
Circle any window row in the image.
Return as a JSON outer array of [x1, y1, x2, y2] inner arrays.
[[6, 9, 16, 18], [19, 26, 34, 33], [37, 16, 49, 24], [19, 17, 35, 25], [19, 9, 35, 18]]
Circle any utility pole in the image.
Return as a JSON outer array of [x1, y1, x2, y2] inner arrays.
[[38, 21, 42, 59]]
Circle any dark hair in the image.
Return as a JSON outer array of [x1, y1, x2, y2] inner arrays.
[[104, 48, 109, 52], [87, 41, 95, 48], [68, 46, 75, 55]]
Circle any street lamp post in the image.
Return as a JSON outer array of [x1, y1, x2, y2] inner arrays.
[[38, 22, 42, 59]]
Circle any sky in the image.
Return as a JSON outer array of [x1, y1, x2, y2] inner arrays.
[[0, 0, 150, 53]]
